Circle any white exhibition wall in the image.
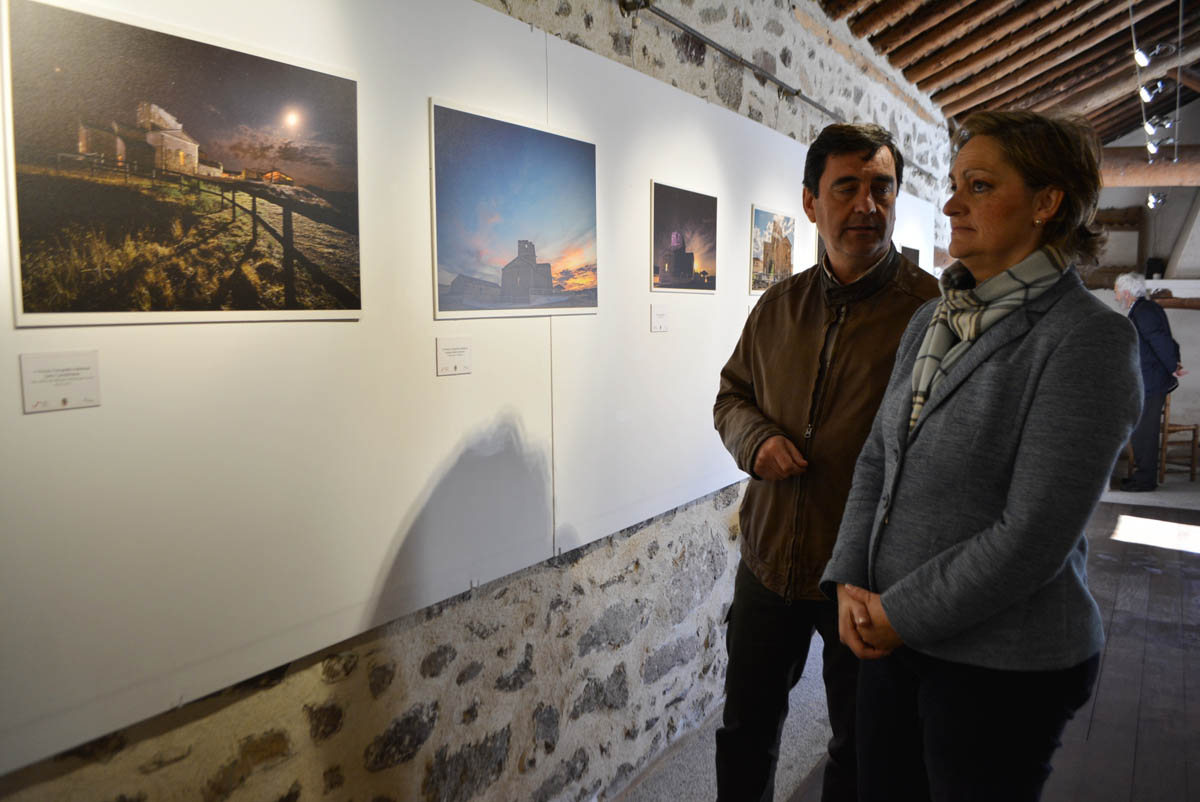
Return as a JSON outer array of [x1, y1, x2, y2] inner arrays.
[[0, 0, 935, 773]]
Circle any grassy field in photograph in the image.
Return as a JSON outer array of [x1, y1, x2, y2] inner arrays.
[[14, 165, 360, 313]]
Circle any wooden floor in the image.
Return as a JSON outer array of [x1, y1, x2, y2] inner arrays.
[[789, 500, 1200, 802]]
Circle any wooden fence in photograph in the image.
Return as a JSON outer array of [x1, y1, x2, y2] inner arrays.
[[52, 153, 360, 309]]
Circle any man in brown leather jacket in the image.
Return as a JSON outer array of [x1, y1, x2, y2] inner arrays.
[[713, 124, 938, 802]]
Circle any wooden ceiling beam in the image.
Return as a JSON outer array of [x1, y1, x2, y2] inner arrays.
[[1095, 206, 1145, 230], [887, 0, 1013, 70], [1003, 44, 1132, 111], [1180, 67, 1200, 93], [1032, 25, 1200, 112], [1088, 89, 1174, 132], [850, 0, 929, 39], [1091, 90, 1196, 143], [1102, 146, 1200, 187], [909, 0, 1107, 89], [1052, 37, 1200, 118], [997, 16, 1182, 112], [937, 0, 1177, 116], [870, 0, 976, 53], [928, 0, 1144, 103], [826, 0, 876, 22]]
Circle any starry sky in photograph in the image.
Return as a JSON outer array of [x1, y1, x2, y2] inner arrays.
[[653, 183, 717, 278], [8, 0, 358, 191], [433, 104, 597, 289]]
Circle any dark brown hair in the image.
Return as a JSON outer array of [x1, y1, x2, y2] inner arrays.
[[803, 123, 904, 197], [952, 111, 1105, 264]]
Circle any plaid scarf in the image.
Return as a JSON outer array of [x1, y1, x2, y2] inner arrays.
[[909, 247, 1066, 431]]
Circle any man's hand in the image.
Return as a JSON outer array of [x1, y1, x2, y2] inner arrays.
[[753, 435, 808, 480], [842, 584, 903, 658], [1176, 363, 1188, 378]]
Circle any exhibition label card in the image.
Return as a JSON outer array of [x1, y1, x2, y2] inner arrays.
[[651, 304, 669, 332], [20, 351, 101, 413], [436, 337, 472, 376]]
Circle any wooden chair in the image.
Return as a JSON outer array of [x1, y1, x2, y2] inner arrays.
[[1159, 393, 1199, 483]]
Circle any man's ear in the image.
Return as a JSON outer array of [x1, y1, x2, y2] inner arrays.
[[802, 187, 818, 224]]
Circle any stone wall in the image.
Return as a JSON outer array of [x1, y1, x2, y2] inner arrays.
[[479, 0, 953, 248], [0, 484, 744, 802]]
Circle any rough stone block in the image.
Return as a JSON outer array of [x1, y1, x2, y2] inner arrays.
[[577, 601, 648, 657], [421, 726, 511, 802], [363, 702, 438, 772], [304, 702, 344, 743], [456, 660, 484, 686], [530, 747, 588, 802], [533, 703, 560, 753], [570, 663, 629, 719], [495, 644, 536, 691], [641, 635, 702, 684], [320, 652, 359, 684], [202, 730, 291, 802], [420, 644, 458, 678], [368, 660, 396, 698]]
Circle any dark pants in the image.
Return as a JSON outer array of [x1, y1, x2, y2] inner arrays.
[[715, 561, 858, 802], [1130, 392, 1166, 488], [856, 647, 1099, 802]]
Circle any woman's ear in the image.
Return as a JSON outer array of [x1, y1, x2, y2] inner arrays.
[[1035, 186, 1065, 222]]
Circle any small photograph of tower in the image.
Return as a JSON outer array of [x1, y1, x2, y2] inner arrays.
[[652, 182, 717, 292], [749, 206, 796, 294]]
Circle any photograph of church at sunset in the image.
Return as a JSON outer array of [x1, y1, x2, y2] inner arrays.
[[432, 103, 598, 319]]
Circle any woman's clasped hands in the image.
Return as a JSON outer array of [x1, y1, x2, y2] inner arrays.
[[836, 583, 903, 659]]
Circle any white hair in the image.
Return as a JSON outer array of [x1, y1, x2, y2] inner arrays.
[[1115, 272, 1147, 298]]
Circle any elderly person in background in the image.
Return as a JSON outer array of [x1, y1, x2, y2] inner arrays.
[[1115, 271, 1185, 492], [821, 111, 1142, 801]]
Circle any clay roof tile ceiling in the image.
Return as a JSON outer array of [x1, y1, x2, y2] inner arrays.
[[817, 0, 1199, 144]]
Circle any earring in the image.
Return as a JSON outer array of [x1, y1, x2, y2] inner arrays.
[[1034, 218, 1044, 227]]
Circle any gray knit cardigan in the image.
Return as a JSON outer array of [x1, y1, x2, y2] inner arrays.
[[821, 269, 1142, 671]]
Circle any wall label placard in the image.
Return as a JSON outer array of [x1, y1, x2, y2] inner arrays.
[[651, 304, 669, 332], [20, 350, 101, 413], [436, 337, 472, 376]]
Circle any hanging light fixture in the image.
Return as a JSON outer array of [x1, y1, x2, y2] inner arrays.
[[1147, 137, 1175, 155], [1128, 0, 1183, 166], [1143, 115, 1174, 135], [1147, 192, 1166, 209], [1133, 42, 1176, 67]]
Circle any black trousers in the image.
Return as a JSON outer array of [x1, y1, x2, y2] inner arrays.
[[715, 561, 858, 802], [1130, 392, 1166, 488], [856, 647, 1099, 802]]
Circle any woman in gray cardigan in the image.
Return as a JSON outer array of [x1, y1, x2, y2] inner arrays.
[[820, 111, 1142, 801]]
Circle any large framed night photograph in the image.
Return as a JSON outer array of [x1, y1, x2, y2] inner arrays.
[[651, 181, 716, 293], [431, 101, 598, 319], [1, 0, 360, 326]]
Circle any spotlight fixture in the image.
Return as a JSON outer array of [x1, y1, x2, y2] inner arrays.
[[1133, 42, 1177, 67], [1139, 80, 1165, 103], [1143, 114, 1174, 135], [1147, 137, 1175, 155], [1147, 192, 1166, 210]]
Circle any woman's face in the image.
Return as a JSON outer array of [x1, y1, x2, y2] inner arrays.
[[943, 135, 1061, 283]]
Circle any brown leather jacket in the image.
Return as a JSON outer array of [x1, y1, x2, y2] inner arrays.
[[714, 248, 938, 600]]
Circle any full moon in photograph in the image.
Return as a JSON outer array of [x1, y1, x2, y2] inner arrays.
[[284, 110, 300, 128]]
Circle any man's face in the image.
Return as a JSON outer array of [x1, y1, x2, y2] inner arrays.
[[803, 148, 898, 276]]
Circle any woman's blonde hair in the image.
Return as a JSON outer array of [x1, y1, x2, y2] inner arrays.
[[952, 111, 1105, 265]]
